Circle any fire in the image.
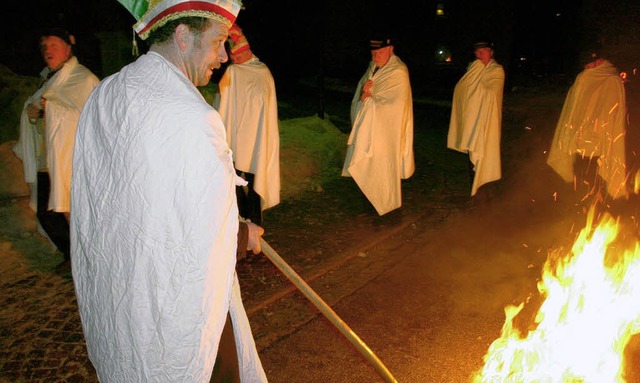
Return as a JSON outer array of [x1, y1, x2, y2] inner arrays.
[[473, 207, 640, 382]]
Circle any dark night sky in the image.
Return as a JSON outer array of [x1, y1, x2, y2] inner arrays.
[[2, 0, 639, 94]]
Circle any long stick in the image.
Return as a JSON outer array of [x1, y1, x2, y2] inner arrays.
[[259, 238, 398, 383]]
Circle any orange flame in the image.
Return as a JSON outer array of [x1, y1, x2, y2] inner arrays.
[[473, 207, 640, 382]]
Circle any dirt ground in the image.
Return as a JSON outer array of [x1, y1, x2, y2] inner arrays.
[[243, 82, 640, 383], [254, 83, 640, 382]]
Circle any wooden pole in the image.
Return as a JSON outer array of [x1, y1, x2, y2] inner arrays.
[[259, 238, 398, 383]]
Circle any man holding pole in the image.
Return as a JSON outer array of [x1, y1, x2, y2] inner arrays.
[[71, 0, 267, 381]]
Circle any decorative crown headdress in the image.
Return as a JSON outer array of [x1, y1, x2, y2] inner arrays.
[[117, 0, 242, 41], [228, 24, 250, 55]]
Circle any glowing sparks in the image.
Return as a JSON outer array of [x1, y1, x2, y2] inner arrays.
[[473, 208, 640, 382]]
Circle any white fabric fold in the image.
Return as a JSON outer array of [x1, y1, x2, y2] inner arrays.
[[71, 52, 267, 383], [342, 55, 415, 216], [547, 60, 628, 199], [13, 56, 99, 211], [215, 55, 280, 211], [448, 59, 504, 196]]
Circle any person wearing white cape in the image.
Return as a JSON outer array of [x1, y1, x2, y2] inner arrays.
[[342, 36, 414, 216], [71, 1, 268, 381], [448, 40, 505, 199], [12, 27, 99, 274], [214, 23, 280, 225], [547, 53, 628, 200]]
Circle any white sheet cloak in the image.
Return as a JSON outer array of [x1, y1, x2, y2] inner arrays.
[[546, 60, 628, 199], [215, 55, 281, 211], [71, 52, 267, 382], [12, 56, 99, 212], [447, 59, 504, 196], [342, 55, 415, 216]]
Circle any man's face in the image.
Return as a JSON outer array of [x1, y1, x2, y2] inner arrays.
[[371, 46, 393, 67], [474, 47, 493, 64], [40, 36, 72, 71], [184, 20, 229, 86]]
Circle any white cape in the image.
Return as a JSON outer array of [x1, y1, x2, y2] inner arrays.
[[215, 55, 280, 211], [12, 56, 99, 211], [448, 59, 504, 196], [547, 60, 628, 199], [342, 55, 415, 216], [71, 52, 267, 383]]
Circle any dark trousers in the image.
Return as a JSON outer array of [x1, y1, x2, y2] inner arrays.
[[573, 155, 605, 195], [37, 172, 70, 260], [210, 312, 240, 383], [236, 170, 262, 225]]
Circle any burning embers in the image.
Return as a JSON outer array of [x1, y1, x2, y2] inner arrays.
[[473, 207, 640, 382]]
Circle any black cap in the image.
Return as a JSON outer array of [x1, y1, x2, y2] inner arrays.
[[369, 38, 392, 50], [473, 41, 494, 50], [42, 27, 75, 45]]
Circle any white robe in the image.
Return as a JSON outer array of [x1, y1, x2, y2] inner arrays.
[[12, 56, 99, 211], [71, 52, 267, 383], [547, 60, 628, 199], [215, 55, 281, 211], [342, 55, 415, 216], [448, 59, 504, 196]]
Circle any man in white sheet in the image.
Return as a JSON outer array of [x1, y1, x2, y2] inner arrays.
[[547, 51, 628, 200], [13, 27, 99, 275], [342, 36, 415, 216], [447, 40, 505, 201], [215, 23, 280, 225], [70, 0, 268, 381]]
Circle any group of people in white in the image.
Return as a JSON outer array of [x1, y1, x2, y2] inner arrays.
[[12, 0, 629, 380]]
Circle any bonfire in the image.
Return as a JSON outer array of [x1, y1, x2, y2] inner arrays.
[[474, 205, 640, 382]]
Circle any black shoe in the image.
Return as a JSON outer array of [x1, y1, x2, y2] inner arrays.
[[55, 259, 72, 276]]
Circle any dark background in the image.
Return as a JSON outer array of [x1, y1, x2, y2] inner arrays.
[[2, 0, 640, 96]]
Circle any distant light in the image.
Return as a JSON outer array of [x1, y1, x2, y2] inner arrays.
[[436, 9, 444, 16], [520, 57, 527, 61], [556, 12, 561, 17], [434, 44, 451, 63]]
